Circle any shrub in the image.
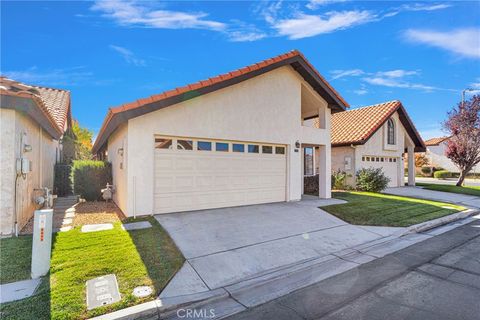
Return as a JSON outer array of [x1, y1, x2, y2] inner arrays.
[[331, 170, 347, 190], [72, 160, 112, 201], [433, 170, 451, 179], [54, 163, 73, 196], [355, 167, 390, 192], [421, 166, 433, 177]]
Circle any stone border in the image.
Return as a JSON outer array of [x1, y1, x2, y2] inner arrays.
[[400, 208, 479, 236]]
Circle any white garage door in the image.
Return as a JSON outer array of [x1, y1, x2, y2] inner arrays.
[[361, 155, 400, 187], [154, 136, 287, 214]]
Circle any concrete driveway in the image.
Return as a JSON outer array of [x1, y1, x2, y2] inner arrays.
[[385, 186, 480, 208], [155, 198, 404, 296]]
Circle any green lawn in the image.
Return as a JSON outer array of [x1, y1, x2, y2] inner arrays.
[[0, 217, 184, 320], [417, 183, 480, 197], [324, 191, 466, 227]]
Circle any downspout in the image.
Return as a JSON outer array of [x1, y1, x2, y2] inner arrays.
[[14, 132, 27, 236], [350, 144, 357, 185]]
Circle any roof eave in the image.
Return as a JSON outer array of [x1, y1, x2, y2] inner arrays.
[[92, 53, 348, 154], [0, 94, 63, 139]]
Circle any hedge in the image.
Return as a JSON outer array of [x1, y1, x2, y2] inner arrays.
[[356, 167, 390, 192], [54, 163, 73, 196], [72, 160, 112, 201], [433, 170, 451, 179]]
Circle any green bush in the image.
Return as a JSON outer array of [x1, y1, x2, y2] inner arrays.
[[421, 166, 433, 177], [72, 160, 112, 201], [355, 167, 390, 192], [54, 163, 73, 196], [331, 170, 347, 190], [433, 170, 451, 179]]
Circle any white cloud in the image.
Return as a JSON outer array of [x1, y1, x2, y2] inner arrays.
[[329, 67, 453, 92], [3, 67, 93, 87], [91, 0, 226, 31], [354, 88, 368, 95], [401, 3, 452, 12], [471, 78, 480, 89], [330, 69, 364, 80], [273, 10, 375, 39], [404, 28, 480, 59], [109, 45, 146, 66], [227, 21, 267, 42], [376, 70, 419, 78], [306, 0, 348, 10]]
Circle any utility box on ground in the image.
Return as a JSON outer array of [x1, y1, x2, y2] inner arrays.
[[31, 209, 53, 279]]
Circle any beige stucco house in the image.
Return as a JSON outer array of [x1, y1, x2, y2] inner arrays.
[[424, 137, 479, 173], [92, 50, 348, 217], [330, 101, 426, 188], [0, 77, 71, 236]]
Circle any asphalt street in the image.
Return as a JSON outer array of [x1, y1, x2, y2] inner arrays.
[[225, 220, 480, 320]]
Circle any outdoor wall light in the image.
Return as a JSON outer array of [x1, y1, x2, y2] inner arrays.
[[295, 140, 300, 148], [24, 144, 32, 152], [117, 148, 124, 156]]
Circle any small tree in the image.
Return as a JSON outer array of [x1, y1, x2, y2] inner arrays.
[[415, 153, 429, 167], [62, 120, 93, 163], [442, 95, 480, 186]]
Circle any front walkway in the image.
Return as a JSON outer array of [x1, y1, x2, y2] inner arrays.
[[385, 186, 480, 209], [155, 198, 405, 298]]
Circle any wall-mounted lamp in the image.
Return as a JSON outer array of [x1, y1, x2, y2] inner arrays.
[[117, 148, 124, 156], [24, 144, 33, 152], [295, 140, 300, 148]]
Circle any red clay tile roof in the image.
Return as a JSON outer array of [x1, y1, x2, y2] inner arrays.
[[332, 100, 400, 145], [331, 100, 426, 152], [424, 136, 449, 146], [0, 77, 70, 133], [93, 50, 348, 153]]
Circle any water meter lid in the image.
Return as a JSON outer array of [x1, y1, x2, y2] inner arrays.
[[132, 286, 153, 298]]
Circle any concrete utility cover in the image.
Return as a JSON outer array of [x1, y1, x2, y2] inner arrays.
[[86, 274, 121, 310], [0, 278, 42, 303], [122, 221, 152, 231], [81, 223, 114, 233], [132, 286, 153, 298]]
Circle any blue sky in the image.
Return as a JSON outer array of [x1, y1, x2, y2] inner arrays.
[[2, 1, 480, 140]]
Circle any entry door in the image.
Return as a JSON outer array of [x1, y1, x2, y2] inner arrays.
[[154, 136, 287, 214]]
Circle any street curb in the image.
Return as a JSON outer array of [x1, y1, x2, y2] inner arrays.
[[400, 208, 479, 236]]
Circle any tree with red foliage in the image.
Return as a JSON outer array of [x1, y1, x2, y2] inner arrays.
[[442, 95, 480, 186]]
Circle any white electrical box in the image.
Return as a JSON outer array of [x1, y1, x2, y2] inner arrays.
[[16, 158, 31, 174]]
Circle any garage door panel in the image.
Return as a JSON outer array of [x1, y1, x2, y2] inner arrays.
[[361, 156, 399, 187], [154, 137, 287, 214]]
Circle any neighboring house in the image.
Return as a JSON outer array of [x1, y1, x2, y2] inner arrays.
[[92, 50, 348, 217], [330, 101, 426, 188], [0, 77, 71, 236], [424, 137, 480, 173]]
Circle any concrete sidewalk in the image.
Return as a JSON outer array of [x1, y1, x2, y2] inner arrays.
[[385, 186, 480, 208]]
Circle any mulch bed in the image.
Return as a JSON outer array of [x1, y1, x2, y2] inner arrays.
[[73, 201, 126, 227], [20, 201, 126, 234]]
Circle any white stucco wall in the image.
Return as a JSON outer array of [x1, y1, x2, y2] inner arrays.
[[107, 123, 128, 214], [1, 109, 59, 236], [425, 142, 479, 173], [117, 66, 331, 216]]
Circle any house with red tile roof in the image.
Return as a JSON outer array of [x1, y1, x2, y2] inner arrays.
[[328, 100, 425, 188], [0, 77, 72, 236], [93, 50, 348, 217], [424, 136, 479, 173]]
